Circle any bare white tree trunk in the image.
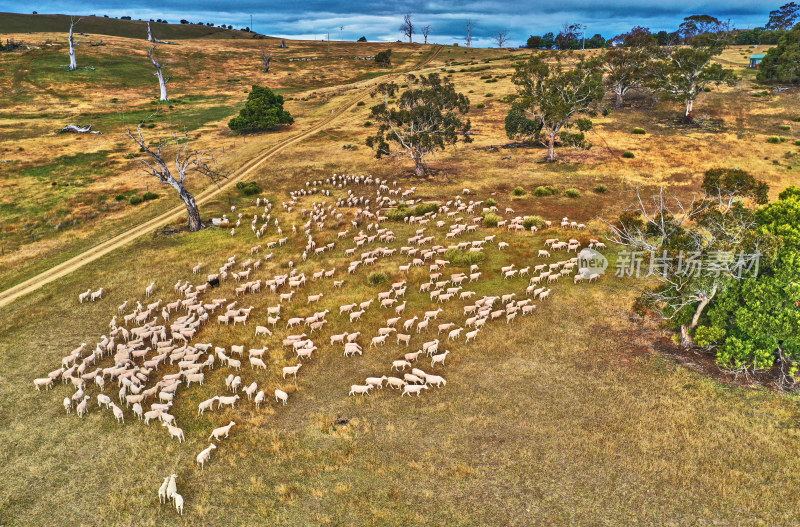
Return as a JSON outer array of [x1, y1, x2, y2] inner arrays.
[[262, 50, 272, 73], [422, 25, 431, 44], [68, 17, 80, 71], [147, 46, 169, 102], [147, 20, 155, 42]]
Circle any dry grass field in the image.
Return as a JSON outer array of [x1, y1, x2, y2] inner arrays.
[[1, 18, 800, 526]]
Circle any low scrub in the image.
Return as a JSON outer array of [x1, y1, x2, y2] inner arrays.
[[622, 151, 635, 158], [237, 181, 262, 195], [367, 271, 389, 286], [511, 186, 526, 196], [523, 215, 545, 230], [142, 191, 159, 201], [632, 128, 646, 135], [593, 184, 609, 193], [565, 188, 581, 198], [533, 185, 559, 197], [386, 202, 439, 221], [129, 195, 143, 205], [444, 248, 485, 267], [481, 211, 501, 227]]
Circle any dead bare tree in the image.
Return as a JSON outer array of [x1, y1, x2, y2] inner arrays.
[[67, 16, 81, 70], [125, 124, 227, 231], [465, 19, 475, 47], [493, 29, 509, 48], [147, 20, 155, 42], [147, 46, 170, 102], [400, 13, 414, 43], [280, 39, 288, 48], [261, 50, 272, 72], [422, 24, 431, 44]]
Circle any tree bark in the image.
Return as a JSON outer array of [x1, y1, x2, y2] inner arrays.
[[680, 325, 693, 347], [179, 188, 204, 231], [615, 90, 624, 108], [148, 47, 169, 102], [685, 98, 694, 122], [412, 151, 426, 176], [147, 21, 154, 42], [681, 285, 717, 348], [546, 132, 557, 162], [68, 20, 77, 70]]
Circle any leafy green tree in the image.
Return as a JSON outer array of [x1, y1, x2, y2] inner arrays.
[[510, 52, 604, 162], [653, 39, 737, 121], [603, 45, 656, 107], [374, 49, 392, 67], [678, 14, 724, 40], [757, 24, 800, 84], [357, 36, 367, 42], [607, 169, 773, 348], [228, 85, 293, 133], [700, 189, 800, 384], [505, 101, 542, 142], [767, 2, 800, 30], [541, 32, 555, 49], [526, 35, 544, 49], [365, 73, 471, 176]]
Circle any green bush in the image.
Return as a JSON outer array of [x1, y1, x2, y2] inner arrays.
[[766, 136, 783, 143], [386, 202, 439, 221], [632, 127, 646, 134], [622, 151, 635, 158], [511, 186, 526, 196], [115, 194, 127, 201], [123, 152, 138, 159], [481, 211, 501, 227], [523, 215, 545, 230], [444, 248, 485, 267], [374, 49, 392, 67], [356, 101, 365, 106], [129, 195, 143, 205], [367, 272, 389, 286], [484, 198, 497, 207], [565, 188, 581, 198], [142, 191, 159, 201], [364, 120, 373, 127], [476, 103, 485, 109], [533, 185, 559, 197], [593, 184, 609, 194], [228, 85, 293, 134], [236, 181, 262, 195], [793, 116, 800, 122], [779, 125, 791, 131], [795, 140, 800, 146], [484, 93, 493, 98]]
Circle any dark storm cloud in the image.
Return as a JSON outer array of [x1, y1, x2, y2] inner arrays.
[[1, 0, 776, 45]]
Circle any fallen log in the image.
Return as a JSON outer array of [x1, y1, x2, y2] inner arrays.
[[59, 124, 102, 134]]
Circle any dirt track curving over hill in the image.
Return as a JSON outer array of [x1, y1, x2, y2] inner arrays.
[[0, 45, 443, 309]]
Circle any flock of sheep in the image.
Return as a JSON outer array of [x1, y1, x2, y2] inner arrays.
[[34, 173, 605, 515]]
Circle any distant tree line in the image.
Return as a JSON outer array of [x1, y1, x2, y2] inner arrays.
[[526, 3, 799, 49]]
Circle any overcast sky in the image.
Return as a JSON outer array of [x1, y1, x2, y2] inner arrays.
[[2, 1, 779, 46]]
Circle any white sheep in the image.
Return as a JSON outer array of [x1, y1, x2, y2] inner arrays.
[[275, 389, 289, 405], [63, 397, 72, 414], [173, 492, 184, 515], [209, 421, 236, 440], [196, 444, 217, 470], [158, 476, 170, 504], [402, 384, 429, 397], [78, 288, 92, 303], [250, 357, 268, 370], [96, 393, 112, 408], [391, 360, 411, 371], [365, 376, 387, 388], [387, 377, 407, 389], [76, 395, 91, 417], [282, 364, 302, 379], [217, 395, 240, 409], [254, 390, 266, 408], [349, 384, 373, 396], [90, 288, 104, 301], [425, 374, 447, 387], [110, 403, 125, 423], [198, 396, 219, 416], [33, 377, 54, 391], [162, 422, 185, 442]]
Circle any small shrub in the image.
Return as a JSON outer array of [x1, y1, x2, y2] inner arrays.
[[444, 248, 485, 267], [356, 101, 365, 106], [793, 116, 800, 122], [593, 184, 608, 193], [367, 272, 389, 286], [565, 188, 581, 198], [129, 195, 143, 205], [622, 151, 635, 158], [533, 185, 559, 197], [123, 152, 138, 159], [110, 97, 118, 103], [386, 202, 439, 221], [795, 140, 800, 146], [364, 120, 373, 127], [115, 194, 127, 201], [484, 198, 497, 207], [779, 125, 791, 131], [511, 186, 526, 196], [484, 92, 493, 97], [142, 191, 159, 201], [523, 215, 545, 230], [632, 127, 646, 135], [703, 86, 712, 92], [766, 136, 783, 144], [476, 103, 485, 109], [236, 181, 262, 195], [481, 211, 501, 227]]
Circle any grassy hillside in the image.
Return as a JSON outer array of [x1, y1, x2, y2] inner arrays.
[[0, 12, 258, 40]]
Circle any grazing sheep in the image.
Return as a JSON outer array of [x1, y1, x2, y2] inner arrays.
[[391, 360, 411, 371], [162, 422, 185, 443], [254, 390, 265, 408], [96, 393, 112, 408], [275, 389, 289, 405], [255, 325, 272, 337], [425, 374, 447, 387], [244, 382, 258, 400], [365, 376, 387, 388], [76, 395, 90, 417], [349, 384, 373, 396], [228, 358, 242, 371], [173, 492, 184, 515], [209, 421, 236, 440], [537, 250, 550, 258], [158, 476, 170, 504], [63, 397, 72, 414], [166, 474, 178, 502], [33, 377, 54, 391], [250, 357, 268, 370], [387, 377, 407, 389], [196, 444, 217, 470], [404, 373, 424, 384], [217, 395, 240, 409], [110, 403, 125, 423], [401, 384, 429, 397], [78, 288, 92, 303], [282, 364, 302, 379]]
